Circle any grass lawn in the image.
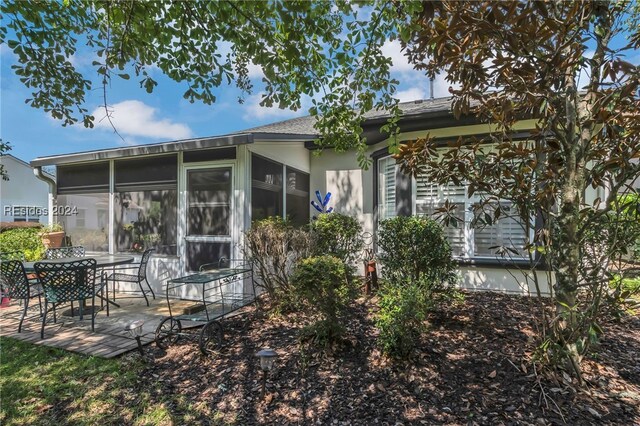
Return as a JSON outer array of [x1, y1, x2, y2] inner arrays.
[[0, 337, 203, 426]]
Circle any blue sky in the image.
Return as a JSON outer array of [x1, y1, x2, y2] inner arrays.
[[1, 23, 637, 164], [1, 38, 449, 164]]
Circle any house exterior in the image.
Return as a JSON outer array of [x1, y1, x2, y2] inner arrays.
[[31, 97, 570, 295], [0, 154, 51, 224]]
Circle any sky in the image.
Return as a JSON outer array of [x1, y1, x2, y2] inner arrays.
[[1, 10, 637, 165], [0, 36, 452, 164]]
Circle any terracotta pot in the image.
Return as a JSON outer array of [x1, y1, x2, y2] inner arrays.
[[41, 231, 65, 248]]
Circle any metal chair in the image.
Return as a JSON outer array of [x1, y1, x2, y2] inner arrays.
[[106, 248, 155, 306], [0, 260, 43, 332], [44, 246, 85, 259], [34, 258, 108, 338]]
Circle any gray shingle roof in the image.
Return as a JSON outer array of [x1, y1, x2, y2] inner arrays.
[[246, 96, 456, 135], [31, 96, 458, 166]]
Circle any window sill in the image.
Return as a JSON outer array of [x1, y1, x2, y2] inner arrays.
[[455, 257, 549, 270]]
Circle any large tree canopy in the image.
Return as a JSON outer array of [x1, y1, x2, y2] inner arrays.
[[394, 0, 640, 379], [2, 0, 640, 378], [1, 0, 424, 166]]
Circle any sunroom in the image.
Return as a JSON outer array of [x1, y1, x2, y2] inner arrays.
[[31, 133, 314, 294]]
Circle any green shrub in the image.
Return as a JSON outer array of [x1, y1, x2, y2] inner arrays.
[[290, 255, 356, 344], [617, 194, 640, 260], [376, 216, 461, 358], [0, 228, 46, 261], [377, 216, 458, 287], [376, 280, 432, 358], [310, 213, 363, 268], [243, 217, 311, 310]]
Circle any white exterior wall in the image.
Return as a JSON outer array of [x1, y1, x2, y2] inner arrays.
[[0, 155, 50, 223], [459, 266, 552, 295], [310, 149, 376, 235], [309, 120, 554, 294]]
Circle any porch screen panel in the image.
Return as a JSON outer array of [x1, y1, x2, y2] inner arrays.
[[57, 162, 109, 194], [187, 168, 232, 236], [377, 157, 396, 221], [185, 241, 230, 273], [57, 193, 109, 252], [415, 176, 467, 257], [114, 190, 177, 255], [114, 155, 178, 255], [115, 155, 177, 190], [285, 167, 310, 226], [251, 154, 283, 222]]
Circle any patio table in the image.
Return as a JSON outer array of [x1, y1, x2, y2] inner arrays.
[[24, 255, 135, 313], [23, 254, 135, 272], [155, 259, 257, 355]]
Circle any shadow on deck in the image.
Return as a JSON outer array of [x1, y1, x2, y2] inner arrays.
[[0, 294, 210, 358]]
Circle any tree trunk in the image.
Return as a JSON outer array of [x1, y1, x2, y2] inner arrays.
[[551, 40, 586, 379], [553, 173, 584, 379]]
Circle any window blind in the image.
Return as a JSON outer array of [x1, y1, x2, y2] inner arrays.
[[414, 174, 528, 259], [378, 157, 397, 221], [415, 176, 467, 256]]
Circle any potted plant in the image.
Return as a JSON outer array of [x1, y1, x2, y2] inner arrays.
[[40, 223, 65, 248]]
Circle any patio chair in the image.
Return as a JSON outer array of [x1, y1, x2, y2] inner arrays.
[[105, 248, 155, 306], [0, 260, 43, 332], [34, 258, 108, 338], [44, 246, 85, 259]]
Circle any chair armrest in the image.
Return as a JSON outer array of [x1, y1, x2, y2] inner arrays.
[[110, 263, 141, 271]]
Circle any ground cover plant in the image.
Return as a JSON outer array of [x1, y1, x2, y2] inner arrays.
[[0, 338, 180, 426], [3, 291, 637, 425], [0, 227, 45, 261]]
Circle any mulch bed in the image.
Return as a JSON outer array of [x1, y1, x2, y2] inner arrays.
[[139, 292, 640, 425]]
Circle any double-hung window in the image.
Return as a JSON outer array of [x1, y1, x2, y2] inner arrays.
[[377, 155, 529, 259], [414, 175, 529, 259]]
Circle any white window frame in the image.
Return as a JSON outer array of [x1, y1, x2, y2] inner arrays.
[[377, 156, 397, 223]]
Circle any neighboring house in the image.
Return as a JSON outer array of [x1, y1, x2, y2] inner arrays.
[[0, 154, 51, 224], [31, 96, 578, 295]]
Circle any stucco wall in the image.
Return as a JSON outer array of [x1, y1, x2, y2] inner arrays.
[[0, 155, 50, 222], [459, 266, 552, 295], [247, 141, 311, 173], [310, 150, 376, 234], [309, 120, 559, 295]]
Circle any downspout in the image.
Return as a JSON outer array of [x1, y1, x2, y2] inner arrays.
[[33, 166, 56, 226]]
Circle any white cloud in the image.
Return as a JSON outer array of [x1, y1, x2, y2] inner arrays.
[[380, 39, 458, 100], [242, 93, 307, 121], [91, 100, 193, 140], [381, 40, 414, 73], [396, 87, 427, 102], [0, 43, 12, 56], [246, 62, 265, 79]]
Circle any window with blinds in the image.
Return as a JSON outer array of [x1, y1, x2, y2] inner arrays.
[[415, 176, 467, 256], [472, 203, 528, 257], [414, 174, 529, 259], [378, 157, 397, 221]]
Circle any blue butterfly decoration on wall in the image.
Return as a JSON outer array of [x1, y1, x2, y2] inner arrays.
[[311, 190, 333, 219]]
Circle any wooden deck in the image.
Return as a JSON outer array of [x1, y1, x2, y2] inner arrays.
[[0, 295, 205, 358]]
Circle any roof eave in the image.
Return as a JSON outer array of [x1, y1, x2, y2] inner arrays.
[[30, 133, 256, 167]]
